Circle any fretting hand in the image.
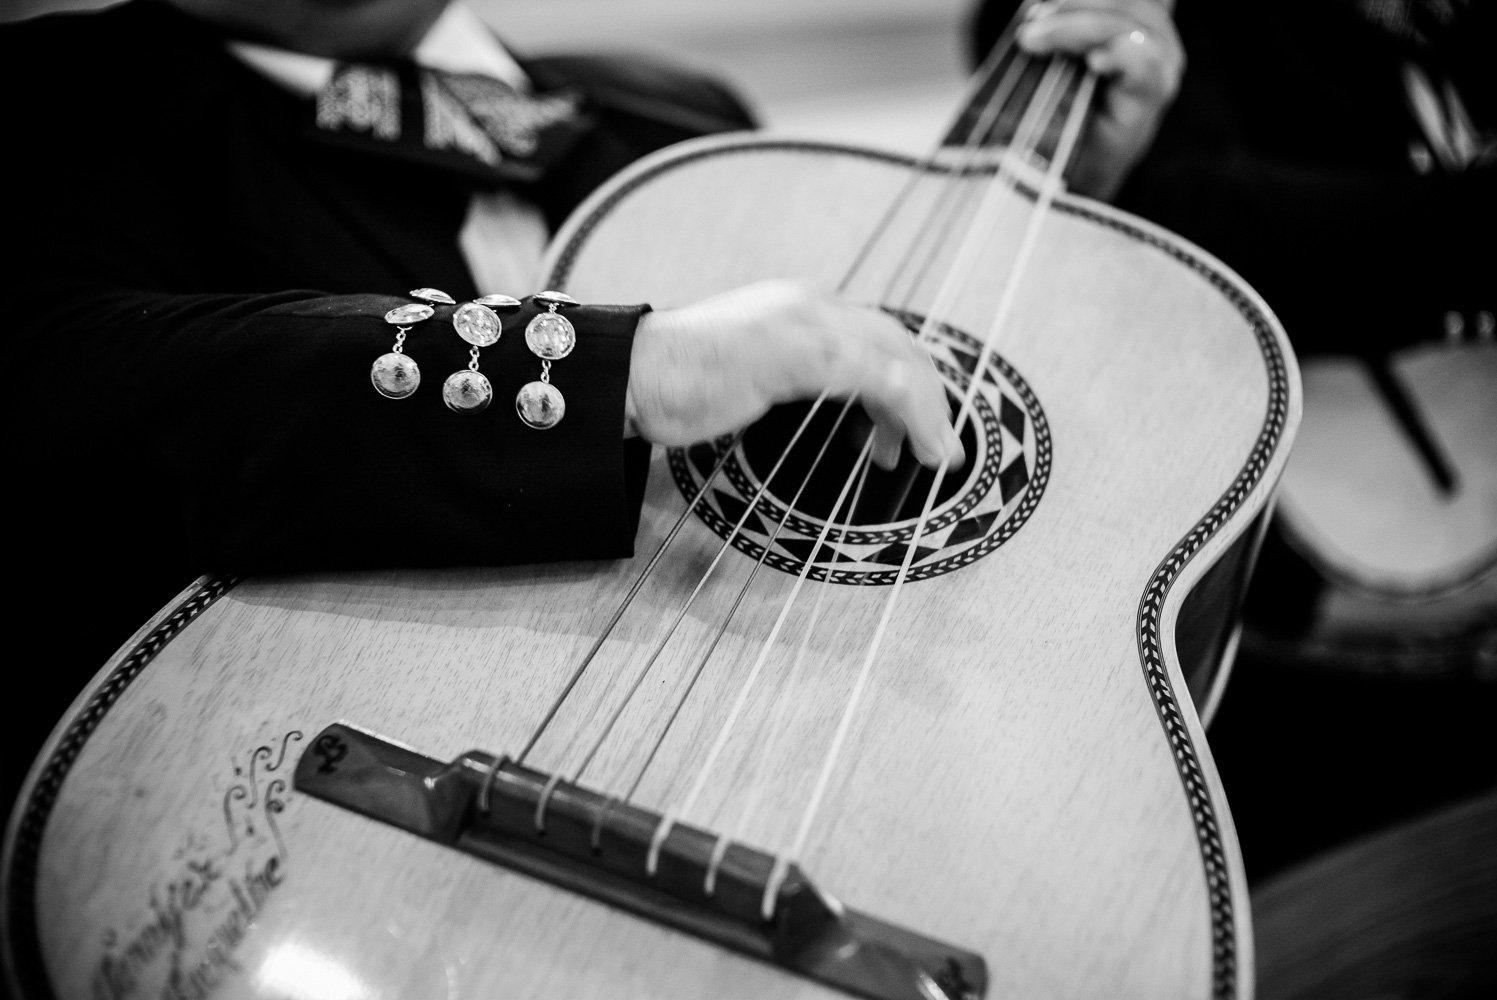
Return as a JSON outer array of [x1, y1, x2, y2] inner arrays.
[[626, 280, 965, 471], [1017, 0, 1184, 201]]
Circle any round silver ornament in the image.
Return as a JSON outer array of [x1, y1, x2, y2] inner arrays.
[[443, 369, 493, 414], [533, 290, 580, 309], [516, 380, 566, 429], [371, 352, 421, 399], [525, 311, 576, 360], [384, 303, 434, 325], [453, 301, 503, 347], [410, 287, 456, 305]]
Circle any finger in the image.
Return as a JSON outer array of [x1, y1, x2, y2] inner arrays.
[[1019, 10, 1142, 56], [1024, 0, 1175, 37], [835, 310, 966, 469], [817, 300, 920, 367], [768, 296, 963, 470], [1018, 14, 1180, 114], [868, 421, 905, 471], [1018, 6, 1183, 84], [863, 354, 964, 470], [792, 331, 957, 469], [1085, 28, 1177, 99]]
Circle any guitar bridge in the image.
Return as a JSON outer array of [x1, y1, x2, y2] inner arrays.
[[295, 723, 987, 1000]]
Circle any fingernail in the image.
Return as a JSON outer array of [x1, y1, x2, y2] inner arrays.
[[946, 428, 965, 467], [1017, 24, 1040, 48]]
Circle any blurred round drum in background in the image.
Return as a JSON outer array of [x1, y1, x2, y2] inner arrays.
[[1243, 342, 1497, 677]]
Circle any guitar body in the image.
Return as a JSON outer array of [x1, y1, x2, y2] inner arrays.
[[3, 136, 1299, 1000]]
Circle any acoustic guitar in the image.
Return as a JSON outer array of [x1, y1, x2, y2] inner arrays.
[[2, 23, 1299, 1000]]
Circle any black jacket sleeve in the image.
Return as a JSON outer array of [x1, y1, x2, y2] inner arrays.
[[1, 0, 742, 815], [19, 284, 651, 574]]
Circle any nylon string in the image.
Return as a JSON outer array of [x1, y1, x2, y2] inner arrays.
[[511, 29, 1030, 769], [515, 33, 1091, 901], [760, 67, 1099, 915], [642, 56, 1082, 889], [512, 24, 1040, 782]]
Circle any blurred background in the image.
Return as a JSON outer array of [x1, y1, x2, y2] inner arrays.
[[6, 0, 971, 152]]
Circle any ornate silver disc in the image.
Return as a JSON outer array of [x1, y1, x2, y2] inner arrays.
[[475, 293, 522, 310], [410, 287, 456, 305], [443, 370, 493, 414], [453, 302, 502, 347], [533, 290, 580, 309], [371, 352, 420, 399], [385, 303, 434, 325], [525, 312, 575, 360], [516, 380, 565, 429]]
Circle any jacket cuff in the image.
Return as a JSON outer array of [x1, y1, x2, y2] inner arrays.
[[196, 294, 653, 571]]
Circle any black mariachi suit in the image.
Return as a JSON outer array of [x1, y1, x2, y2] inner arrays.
[[0, 1, 755, 816]]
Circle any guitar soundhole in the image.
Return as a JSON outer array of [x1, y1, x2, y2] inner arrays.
[[669, 311, 1051, 585], [740, 391, 979, 525]]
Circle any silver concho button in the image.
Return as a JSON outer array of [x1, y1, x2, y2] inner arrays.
[[384, 303, 434, 325], [371, 352, 420, 399], [516, 381, 565, 429], [443, 370, 493, 414], [533, 290, 580, 309], [525, 312, 575, 360], [410, 287, 456, 305], [475, 293, 523, 310], [453, 302, 502, 347]]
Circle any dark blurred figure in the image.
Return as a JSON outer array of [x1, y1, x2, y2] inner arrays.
[[980, 0, 1495, 357], [978, 2, 1496, 998]]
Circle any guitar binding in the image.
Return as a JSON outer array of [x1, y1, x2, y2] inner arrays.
[[295, 722, 988, 1000]]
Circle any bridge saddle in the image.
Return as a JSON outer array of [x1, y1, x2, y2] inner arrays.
[[295, 723, 987, 1000]]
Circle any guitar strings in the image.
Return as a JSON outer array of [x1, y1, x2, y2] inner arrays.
[[759, 66, 1099, 916], [512, 27, 1035, 789], [598, 397, 866, 837], [691, 98, 1004, 872], [702, 453, 877, 894], [831, 7, 1028, 299], [642, 55, 1078, 880], [568, 396, 862, 790], [604, 97, 1030, 803], [651, 428, 883, 879], [612, 49, 1061, 841], [511, 442, 737, 767], [510, 33, 1028, 773], [517, 26, 1074, 864], [734, 62, 1083, 908], [881, 50, 1032, 311], [686, 64, 1071, 881], [874, 66, 1058, 523], [523, 392, 857, 824], [607, 46, 1053, 816]]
